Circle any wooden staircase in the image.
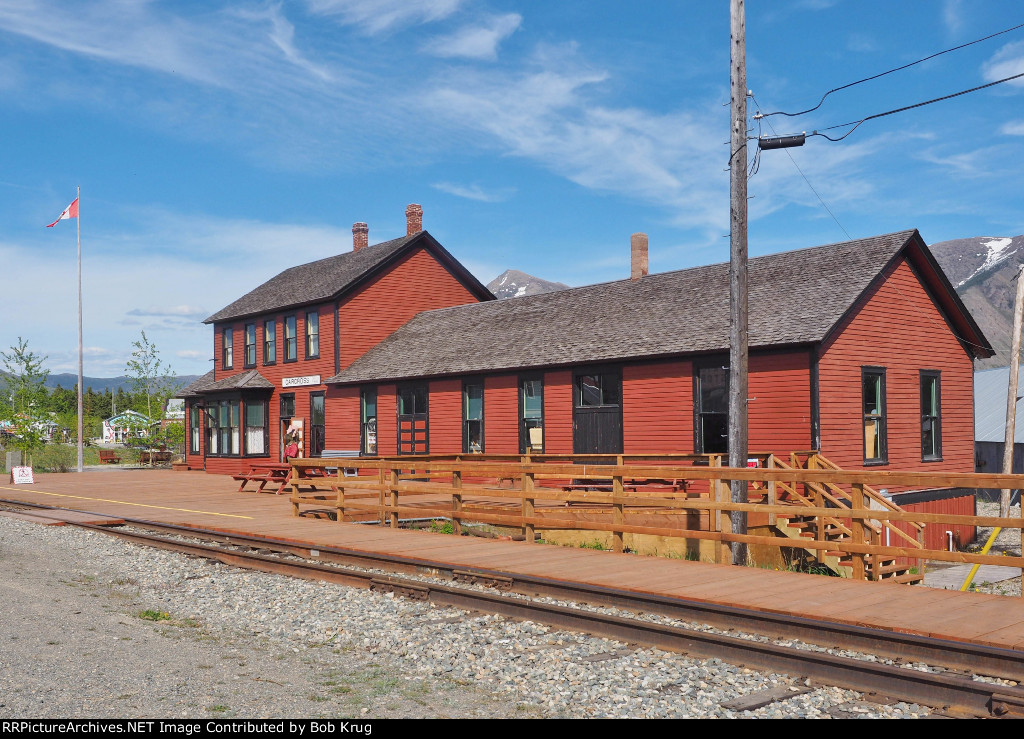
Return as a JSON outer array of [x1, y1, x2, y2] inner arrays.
[[759, 452, 924, 584]]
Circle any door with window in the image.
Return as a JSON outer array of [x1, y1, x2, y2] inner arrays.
[[695, 362, 728, 454], [397, 384, 429, 454], [572, 370, 623, 455]]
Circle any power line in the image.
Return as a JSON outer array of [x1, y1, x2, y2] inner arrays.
[[751, 95, 851, 240], [758, 21, 1024, 119], [807, 70, 1024, 142]]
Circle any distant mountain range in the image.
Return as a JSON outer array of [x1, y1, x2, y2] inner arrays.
[[930, 234, 1024, 369], [44, 374, 201, 393], [487, 269, 569, 299]]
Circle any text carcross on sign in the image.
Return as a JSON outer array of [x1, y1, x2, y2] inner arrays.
[[282, 375, 321, 388]]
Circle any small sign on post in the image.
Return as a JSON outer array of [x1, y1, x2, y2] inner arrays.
[[11, 466, 34, 485]]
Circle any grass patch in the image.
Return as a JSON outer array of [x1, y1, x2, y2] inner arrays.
[[207, 705, 229, 714], [138, 609, 171, 622], [578, 540, 606, 551], [429, 519, 455, 535]]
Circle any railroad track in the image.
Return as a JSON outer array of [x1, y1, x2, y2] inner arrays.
[[4, 498, 1024, 718]]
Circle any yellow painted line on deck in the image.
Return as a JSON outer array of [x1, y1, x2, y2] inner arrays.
[[0, 486, 254, 519]]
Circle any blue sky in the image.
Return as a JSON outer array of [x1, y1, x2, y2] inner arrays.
[[1, 0, 1023, 377]]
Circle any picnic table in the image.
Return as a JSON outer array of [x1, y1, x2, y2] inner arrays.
[[233, 463, 329, 495]]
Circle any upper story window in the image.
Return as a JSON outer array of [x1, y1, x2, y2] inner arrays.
[[695, 362, 728, 454], [305, 312, 320, 359], [863, 367, 888, 464], [520, 376, 543, 454], [284, 315, 297, 362], [244, 324, 256, 368], [263, 320, 276, 365], [921, 370, 942, 461], [222, 328, 233, 369], [463, 382, 484, 453]]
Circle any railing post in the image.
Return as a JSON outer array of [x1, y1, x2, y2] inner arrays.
[[335, 480, 345, 523], [612, 472, 624, 553], [850, 483, 867, 581], [290, 462, 300, 517], [767, 455, 777, 527], [388, 468, 400, 529], [807, 455, 825, 565], [452, 468, 463, 536], [522, 469, 535, 544], [712, 456, 732, 565]]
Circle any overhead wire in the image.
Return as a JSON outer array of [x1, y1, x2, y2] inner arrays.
[[758, 21, 1024, 119], [773, 70, 1024, 143], [749, 94, 850, 240]]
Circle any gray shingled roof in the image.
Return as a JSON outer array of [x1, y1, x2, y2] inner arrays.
[[204, 233, 420, 324], [327, 230, 966, 384], [177, 369, 215, 398], [177, 369, 273, 396]]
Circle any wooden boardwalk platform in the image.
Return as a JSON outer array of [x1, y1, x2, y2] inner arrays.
[[3, 469, 1024, 650]]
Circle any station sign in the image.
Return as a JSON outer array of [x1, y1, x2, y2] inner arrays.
[[282, 375, 321, 388]]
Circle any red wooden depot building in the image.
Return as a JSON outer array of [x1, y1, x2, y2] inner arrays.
[[181, 205, 992, 515]]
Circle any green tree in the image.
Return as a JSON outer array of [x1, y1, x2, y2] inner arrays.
[[124, 331, 182, 460], [0, 337, 51, 463]]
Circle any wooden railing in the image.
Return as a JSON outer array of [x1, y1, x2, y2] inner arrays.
[[287, 455, 1024, 584]]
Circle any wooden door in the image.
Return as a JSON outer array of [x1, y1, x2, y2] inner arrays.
[[572, 370, 623, 455]]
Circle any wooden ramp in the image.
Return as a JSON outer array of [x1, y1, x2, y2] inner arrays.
[[2, 469, 1024, 650]]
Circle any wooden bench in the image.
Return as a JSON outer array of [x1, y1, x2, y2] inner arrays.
[[98, 450, 121, 464], [321, 449, 360, 477]]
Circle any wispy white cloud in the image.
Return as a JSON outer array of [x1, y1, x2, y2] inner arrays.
[[422, 46, 729, 232], [1001, 120, 1024, 136], [126, 305, 209, 320], [306, 0, 463, 34], [422, 13, 522, 60], [943, 0, 964, 34], [431, 182, 515, 202], [983, 40, 1024, 87], [176, 349, 208, 360]]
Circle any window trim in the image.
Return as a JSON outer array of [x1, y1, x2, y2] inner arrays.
[[920, 369, 942, 462], [203, 395, 271, 459], [462, 380, 485, 454], [305, 311, 320, 359], [243, 324, 257, 368], [360, 386, 378, 456], [283, 315, 298, 363], [263, 319, 276, 366], [189, 403, 201, 454], [862, 366, 889, 466], [518, 374, 544, 455], [222, 327, 234, 370]]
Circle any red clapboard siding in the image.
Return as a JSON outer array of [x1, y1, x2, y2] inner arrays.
[[544, 371, 573, 455], [337, 248, 482, 372], [898, 495, 975, 562], [429, 379, 463, 454], [325, 386, 360, 450], [749, 350, 812, 454], [485, 375, 518, 453], [622, 361, 693, 454], [376, 384, 397, 456], [818, 256, 975, 482]]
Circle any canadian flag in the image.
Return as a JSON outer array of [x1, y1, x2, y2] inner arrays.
[[46, 197, 79, 227]]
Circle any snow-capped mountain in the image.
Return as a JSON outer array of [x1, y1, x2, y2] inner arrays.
[[486, 269, 569, 300], [930, 234, 1024, 368]]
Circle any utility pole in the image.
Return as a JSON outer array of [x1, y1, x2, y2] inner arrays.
[[728, 0, 749, 565], [1001, 265, 1024, 517]]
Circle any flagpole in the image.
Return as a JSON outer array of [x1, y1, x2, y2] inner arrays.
[[77, 185, 83, 473]]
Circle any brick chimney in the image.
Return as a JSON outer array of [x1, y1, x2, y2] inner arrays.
[[406, 203, 423, 235], [352, 222, 368, 251], [630, 232, 649, 280]]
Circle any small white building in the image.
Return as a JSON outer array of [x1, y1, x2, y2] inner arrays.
[[102, 410, 152, 444]]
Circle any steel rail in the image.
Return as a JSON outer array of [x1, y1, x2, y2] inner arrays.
[[4, 498, 1024, 716]]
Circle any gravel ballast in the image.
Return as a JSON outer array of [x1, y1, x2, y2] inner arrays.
[[0, 515, 932, 719]]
